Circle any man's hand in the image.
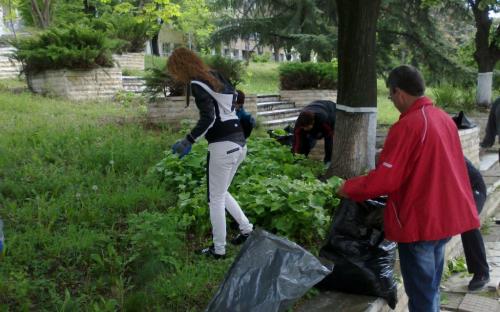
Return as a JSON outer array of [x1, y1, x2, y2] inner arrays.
[[172, 138, 192, 158]]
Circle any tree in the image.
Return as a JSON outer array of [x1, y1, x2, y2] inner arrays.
[[377, 0, 476, 86], [326, 0, 381, 179], [467, 0, 500, 107], [172, 0, 215, 50], [210, 0, 337, 62]]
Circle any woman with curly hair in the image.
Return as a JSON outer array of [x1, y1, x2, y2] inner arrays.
[[168, 47, 253, 259]]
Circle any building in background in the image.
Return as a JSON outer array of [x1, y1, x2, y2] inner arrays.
[[147, 24, 299, 62]]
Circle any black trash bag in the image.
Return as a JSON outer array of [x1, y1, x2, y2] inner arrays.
[[206, 229, 332, 312], [452, 111, 477, 129], [267, 126, 294, 146], [317, 198, 398, 309]]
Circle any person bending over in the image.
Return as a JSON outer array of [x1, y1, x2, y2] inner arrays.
[[168, 47, 253, 259], [293, 100, 336, 166]]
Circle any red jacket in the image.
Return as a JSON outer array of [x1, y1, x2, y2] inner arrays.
[[342, 97, 479, 242]]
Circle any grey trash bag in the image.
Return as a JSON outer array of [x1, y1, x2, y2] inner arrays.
[[205, 229, 333, 312]]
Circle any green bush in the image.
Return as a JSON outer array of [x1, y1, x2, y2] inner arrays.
[[432, 84, 475, 113], [145, 55, 168, 71], [11, 24, 124, 73], [202, 54, 247, 87], [251, 52, 272, 63], [99, 14, 154, 53], [153, 136, 342, 243], [143, 66, 185, 99], [279, 61, 337, 90]]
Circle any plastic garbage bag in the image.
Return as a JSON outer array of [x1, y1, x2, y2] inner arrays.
[[452, 111, 477, 129], [206, 229, 332, 312], [317, 198, 398, 309], [267, 126, 294, 146]]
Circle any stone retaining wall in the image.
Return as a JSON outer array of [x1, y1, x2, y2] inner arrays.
[[113, 53, 145, 71], [147, 96, 197, 127], [280, 89, 337, 109], [147, 94, 259, 128], [459, 127, 480, 167], [28, 67, 122, 101]]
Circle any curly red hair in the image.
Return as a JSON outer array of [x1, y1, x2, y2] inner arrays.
[[167, 47, 222, 91]]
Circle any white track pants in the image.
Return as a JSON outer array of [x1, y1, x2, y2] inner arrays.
[[207, 141, 253, 255]]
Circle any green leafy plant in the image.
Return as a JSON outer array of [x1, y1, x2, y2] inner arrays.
[[279, 61, 337, 90], [153, 137, 342, 243], [442, 256, 469, 280]]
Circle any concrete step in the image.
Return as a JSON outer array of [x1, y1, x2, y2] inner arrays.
[[257, 108, 300, 122], [480, 152, 499, 171], [122, 76, 146, 93], [257, 101, 296, 112], [261, 116, 298, 129], [257, 94, 280, 103]]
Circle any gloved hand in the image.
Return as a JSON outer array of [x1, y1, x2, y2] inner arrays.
[[172, 138, 192, 158]]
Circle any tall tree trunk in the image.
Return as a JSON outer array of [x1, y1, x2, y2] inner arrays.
[[326, 0, 381, 179], [299, 47, 311, 62], [151, 32, 160, 56], [273, 42, 280, 62], [469, 0, 500, 107], [30, 0, 51, 28]]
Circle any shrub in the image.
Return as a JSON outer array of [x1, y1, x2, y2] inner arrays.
[[11, 24, 124, 73], [142, 66, 184, 99], [99, 14, 154, 53], [432, 84, 475, 113], [202, 54, 247, 87], [279, 61, 337, 90], [251, 52, 272, 63], [145, 55, 168, 71]]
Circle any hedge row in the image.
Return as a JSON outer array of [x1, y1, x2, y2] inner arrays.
[[279, 61, 337, 90]]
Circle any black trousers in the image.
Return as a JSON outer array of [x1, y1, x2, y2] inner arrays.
[[461, 193, 489, 275], [481, 98, 500, 148]]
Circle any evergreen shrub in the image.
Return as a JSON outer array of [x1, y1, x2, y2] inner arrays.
[[432, 84, 475, 112], [98, 14, 154, 53], [279, 61, 337, 90], [203, 54, 247, 87], [12, 24, 124, 73]]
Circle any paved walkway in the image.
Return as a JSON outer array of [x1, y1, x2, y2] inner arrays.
[[441, 156, 500, 312]]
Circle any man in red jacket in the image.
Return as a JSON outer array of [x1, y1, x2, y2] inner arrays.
[[338, 65, 480, 312]]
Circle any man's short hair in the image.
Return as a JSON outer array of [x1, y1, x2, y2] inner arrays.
[[387, 65, 425, 96]]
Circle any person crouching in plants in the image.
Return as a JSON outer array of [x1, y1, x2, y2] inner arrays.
[[167, 47, 253, 259], [292, 100, 336, 167]]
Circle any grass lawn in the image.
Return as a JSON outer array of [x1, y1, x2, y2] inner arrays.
[[0, 81, 233, 311], [240, 62, 280, 95]]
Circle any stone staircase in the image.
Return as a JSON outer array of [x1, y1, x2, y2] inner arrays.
[[257, 94, 299, 129], [122, 76, 146, 94], [0, 46, 21, 79]]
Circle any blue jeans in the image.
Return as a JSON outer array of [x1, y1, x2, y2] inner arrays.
[[398, 238, 449, 312]]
